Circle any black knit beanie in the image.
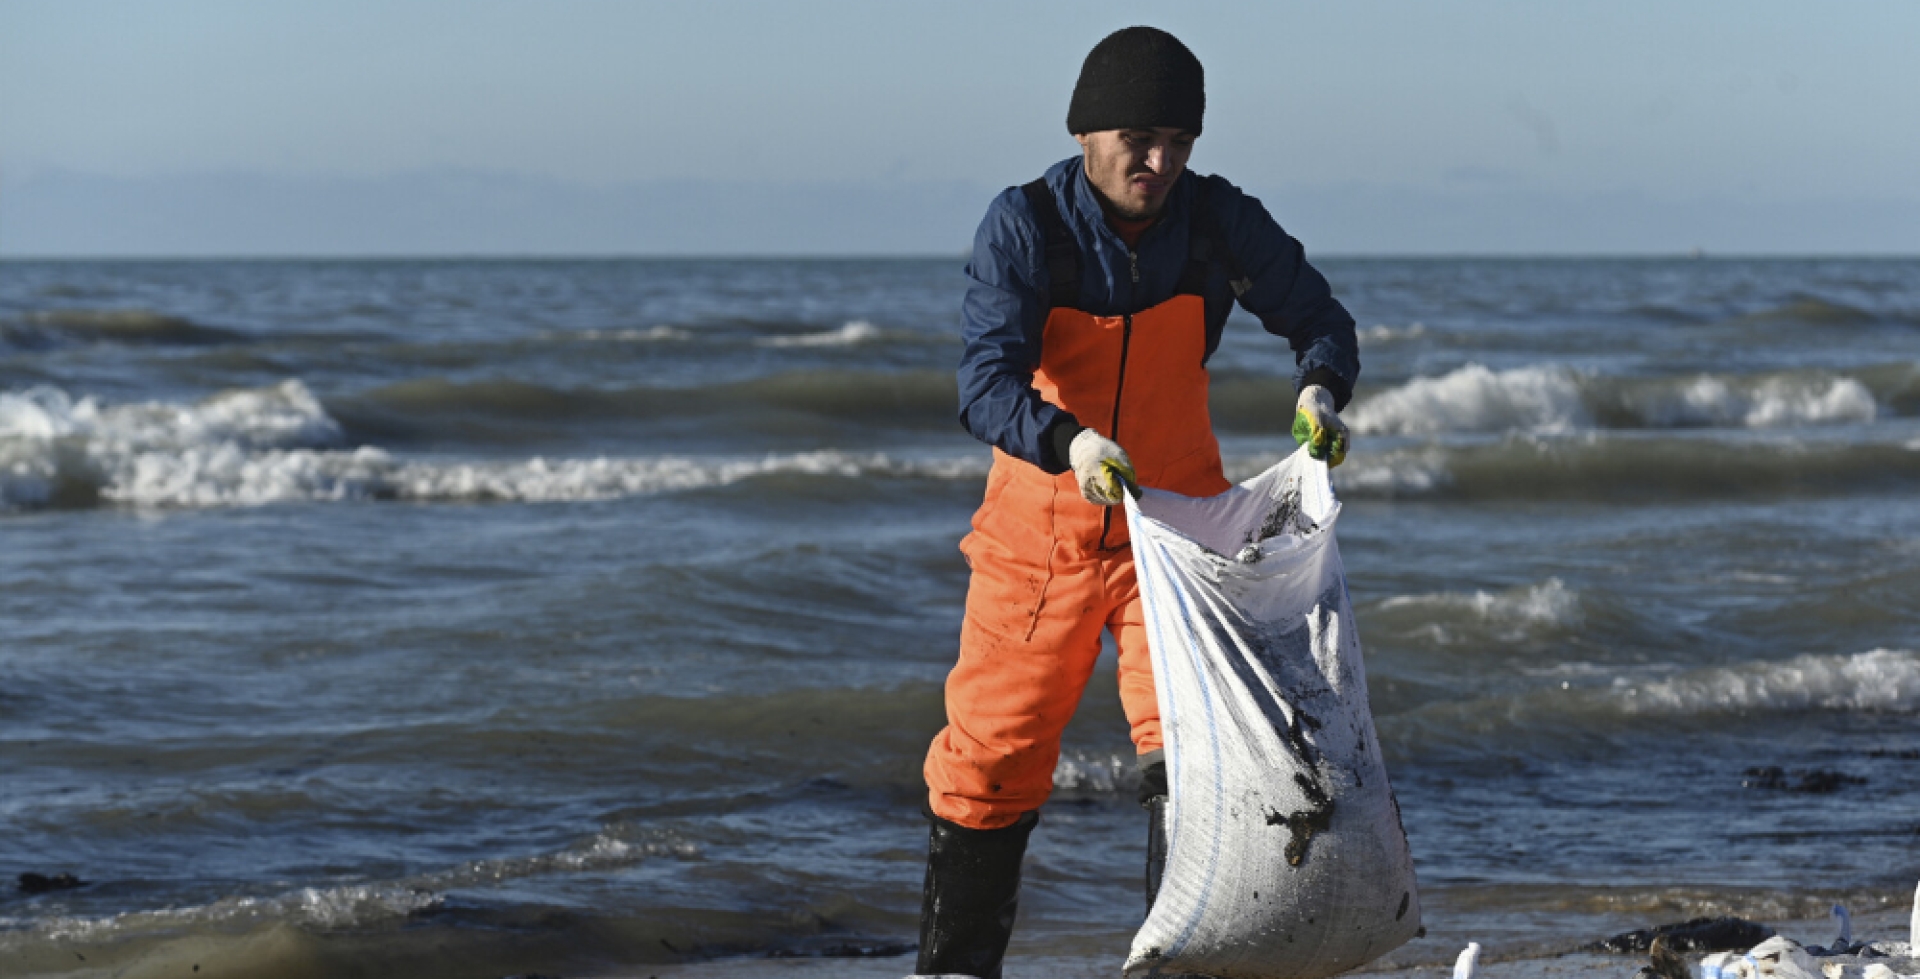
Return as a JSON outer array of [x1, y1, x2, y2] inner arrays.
[[1066, 26, 1205, 135]]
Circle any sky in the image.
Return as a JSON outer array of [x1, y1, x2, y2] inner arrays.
[[2, 1, 1916, 256]]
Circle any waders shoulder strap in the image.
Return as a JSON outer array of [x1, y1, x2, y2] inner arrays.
[[1176, 178, 1254, 298], [1020, 178, 1082, 310]]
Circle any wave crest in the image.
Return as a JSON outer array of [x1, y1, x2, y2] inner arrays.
[[382, 450, 985, 505], [1608, 374, 1876, 428], [1619, 648, 1920, 714], [10, 445, 988, 509], [2, 381, 995, 509], [2, 382, 990, 509], [1350, 364, 1586, 435], [1352, 364, 1883, 435], [0, 379, 340, 449], [3, 381, 345, 507], [756, 320, 883, 348], [1374, 579, 1582, 643], [4, 828, 698, 948]]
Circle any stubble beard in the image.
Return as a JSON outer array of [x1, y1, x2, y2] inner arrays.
[[1108, 197, 1162, 222], [1096, 179, 1166, 222]]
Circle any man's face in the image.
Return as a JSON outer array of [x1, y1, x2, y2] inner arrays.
[[1074, 127, 1197, 222]]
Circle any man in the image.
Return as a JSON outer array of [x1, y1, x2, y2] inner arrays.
[[913, 26, 1359, 979]]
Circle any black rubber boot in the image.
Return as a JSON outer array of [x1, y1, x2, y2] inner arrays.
[[914, 809, 1038, 979], [1140, 759, 1169, 915]]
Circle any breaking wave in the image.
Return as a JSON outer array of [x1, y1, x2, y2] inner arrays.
[[756, 320, 884, 347], [1350, 363, 1883, 435], [576, 324, 691, 342], [1616, 648, 1920, 715], [14, 883, 442, 945], [1373, 579, 1582, 643], [0, 380, 988, 509], [1350, 364, 1586, 435], [1360, 322, 1428, 344], [1598, 373, 1877, 429], [380, 450, 985, 505], [1, 829, 697, 947], [6, 442, 990, 509], [0, 379, 340, 448], [1050, 750, 1138, 798]]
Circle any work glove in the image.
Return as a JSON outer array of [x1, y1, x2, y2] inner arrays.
[[1292, 384, 1349, 467], [1068, 428, 1138, 505]]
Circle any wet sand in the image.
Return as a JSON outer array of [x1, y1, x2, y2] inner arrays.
[[625, 951, 1622, 978], [621, 905, 1915, 979]]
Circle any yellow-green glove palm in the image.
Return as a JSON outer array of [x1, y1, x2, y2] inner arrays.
[[1291, 384, 1349, 466]]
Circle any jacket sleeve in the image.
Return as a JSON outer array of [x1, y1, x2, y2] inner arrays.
[[956, 189, 1080, 473], [1213, 178, 1361, 410]]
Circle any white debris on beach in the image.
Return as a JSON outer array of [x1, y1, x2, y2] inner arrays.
[[1700, 886, 1920, 979]]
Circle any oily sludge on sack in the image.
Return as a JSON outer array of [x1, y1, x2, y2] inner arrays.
[[1124, 448, 1420, 979]]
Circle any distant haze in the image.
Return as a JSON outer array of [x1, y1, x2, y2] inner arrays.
[[3, 1, 1916, 256]]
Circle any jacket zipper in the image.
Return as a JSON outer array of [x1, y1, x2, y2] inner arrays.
[[1099, 250, 1142, 549]]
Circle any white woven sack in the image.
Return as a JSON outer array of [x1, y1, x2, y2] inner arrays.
[[1123, 448, 1420, 979]]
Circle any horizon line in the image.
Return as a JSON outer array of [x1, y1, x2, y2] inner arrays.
[[4, 251, 1918, 263]]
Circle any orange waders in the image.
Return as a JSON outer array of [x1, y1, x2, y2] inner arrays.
[[925, 223, 1232, 830]]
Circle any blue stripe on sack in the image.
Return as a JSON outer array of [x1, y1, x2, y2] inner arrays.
[[1137, 532, 1186, 979], [1151, 531, 1227, 963]]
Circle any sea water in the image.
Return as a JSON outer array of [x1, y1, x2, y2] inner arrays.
[[3, 258, 1918, 977]]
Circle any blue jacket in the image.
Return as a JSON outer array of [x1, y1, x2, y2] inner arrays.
[[958, 156, 1359, 474]]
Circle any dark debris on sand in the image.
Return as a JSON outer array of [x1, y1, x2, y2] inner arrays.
[[1588, 916, 1777, 954]]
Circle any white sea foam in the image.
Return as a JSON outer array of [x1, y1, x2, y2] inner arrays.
[[382, 450, 986, 505], [103, 445, 396, 506], [24, 882, 442, 943], [1616, 648, 1920, 714], [1, 382, 989, 508], [1051, 750, 1133, 794], [1375, 579, 1582, 646], [3, 829, 698, 947], [1380, 578, 1582, 628], [1360, 322, 1427, 343], [1350, 364, 1877, 436], [0, 453, 58, 506], [0, 387, 84, 439], [87, 448, 985, 508], [1631, 374, 1877, 428], [758, 320, 882, 347], [0, 379, 341, 448], [580, 324, 691, 342], [1348, 364, 1587, 436], [428, 829, 698, 887], [2, 381, 347, 507]]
